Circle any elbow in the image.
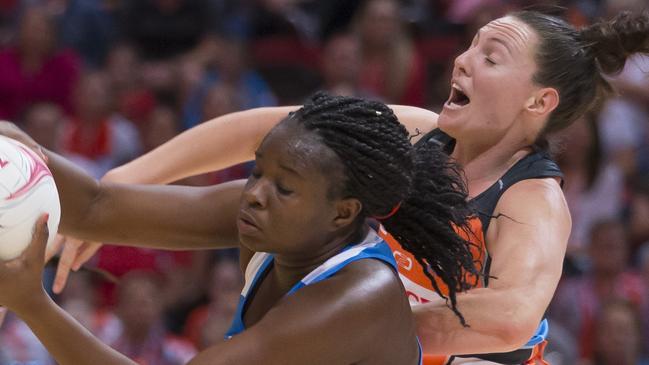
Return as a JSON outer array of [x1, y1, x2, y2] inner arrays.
[[494, 312, 541, 351]]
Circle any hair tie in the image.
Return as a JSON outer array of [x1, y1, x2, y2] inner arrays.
[[374, 202, 402, 221]]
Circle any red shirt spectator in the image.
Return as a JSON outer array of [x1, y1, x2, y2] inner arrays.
[[0, 6, 80, 119]]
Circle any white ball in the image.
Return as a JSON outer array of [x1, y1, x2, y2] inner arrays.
[[0, 136, 60, 260]]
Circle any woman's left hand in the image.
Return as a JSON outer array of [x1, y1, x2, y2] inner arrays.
[[0, 215, 50, 313]]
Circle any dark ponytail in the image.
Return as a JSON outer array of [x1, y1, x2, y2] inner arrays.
[[581, 11, 649, 75], [294, 93, 478, 324], [514, 10, 649, 144]]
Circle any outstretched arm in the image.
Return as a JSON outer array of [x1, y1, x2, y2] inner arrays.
[[105, 105, 438, 184], [48, 151, 242, 249], [106, 107, 295, 184], [51, 105, 438, 291], [414, 178, 570, 355]]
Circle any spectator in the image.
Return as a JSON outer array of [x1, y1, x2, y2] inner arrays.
[[591, 299, 649, 365], [0, 312, 53, 364], [61, 71, 141, 177], [19, 102, 64, 152], [182, 35, 276, 129], [556, 114, 625, 262], [201, 83, 242, 121], [0, 5, 80, 119], [141, 104, 179, 153], [58, 0, 119, 67], [184, 258, 243, 349], [598, 53, 649, 178], [549, 219, 647, 361], [120, 0, 215, 62], [181, 83, 252, 186], [57, 270, 121, 343], [105, 43, 157, 127], [319, 32, 376, 99], [353, 0, 426, 106], [102, 271, 197, 365]]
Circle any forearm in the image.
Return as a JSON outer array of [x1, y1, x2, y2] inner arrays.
[[104, 105, 437, 185], [414, 288, 539, 355], [45, 151, 102, 232], [106, 107, 296, 184], [15, 292, 136, 365]]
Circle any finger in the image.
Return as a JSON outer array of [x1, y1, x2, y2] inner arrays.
[[37, 146, 49, 163], [25, 214, 50, 265], [53, 238, 83, 294], [72, 242, 102, 271], [44, 234, 65, 264]]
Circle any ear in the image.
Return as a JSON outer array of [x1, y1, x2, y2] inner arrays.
[[525, 87, 559, 118], [332, 198, 363, 228]]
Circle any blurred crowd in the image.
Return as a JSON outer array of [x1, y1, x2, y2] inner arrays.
[[0, 0, 647, 365]]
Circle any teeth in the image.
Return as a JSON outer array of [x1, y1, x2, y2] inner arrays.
[[452, 82, 462, 92]]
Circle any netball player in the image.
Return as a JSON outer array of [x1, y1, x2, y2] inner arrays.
[[48, 10, 649, 364], [0, 94, 477, 364]]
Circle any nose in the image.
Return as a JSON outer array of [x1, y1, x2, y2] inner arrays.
[[453, 49, 472, 77], [243, 178, 268, 209]]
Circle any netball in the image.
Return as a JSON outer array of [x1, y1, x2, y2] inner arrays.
[[0, 136, 59, 261]]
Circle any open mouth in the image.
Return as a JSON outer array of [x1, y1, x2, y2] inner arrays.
[[447, 83, 470, 107]]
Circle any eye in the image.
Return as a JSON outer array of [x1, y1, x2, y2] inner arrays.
[[485, 57, 496, 65], [276, 183, 293, 196]]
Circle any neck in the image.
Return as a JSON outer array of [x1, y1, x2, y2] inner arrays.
[[451, 133, 531, 197], [272, 225, 367, 292]]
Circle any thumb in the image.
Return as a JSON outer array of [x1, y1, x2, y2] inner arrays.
[[25, 214, 50, 265]]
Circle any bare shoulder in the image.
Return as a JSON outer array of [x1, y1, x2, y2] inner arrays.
[[237, 258, 418, 364], [337, 258, 410, 304], [190, 259, 419, 365], [489, 177, 570, 261], [496, 178, 569, 220], [295, 258, 413, 325]]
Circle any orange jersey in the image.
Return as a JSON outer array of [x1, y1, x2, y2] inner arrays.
[[379, 216, 488, 304], [384, 128, 563, 364]]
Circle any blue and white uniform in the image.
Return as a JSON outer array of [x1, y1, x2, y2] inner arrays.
[[226, 229, 423, 365]]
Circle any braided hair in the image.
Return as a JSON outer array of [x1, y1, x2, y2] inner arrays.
[[292, 92, 478, 324]]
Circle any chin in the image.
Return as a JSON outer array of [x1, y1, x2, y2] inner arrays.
[[238, 234, 265, 253], [437, 112, 464, 138]]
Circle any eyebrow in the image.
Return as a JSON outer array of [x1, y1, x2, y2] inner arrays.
[[278, 163, 303, 177], [255, 151, 304, 177], [475, 28, 513, 55], [486, 37, 513, 55]]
